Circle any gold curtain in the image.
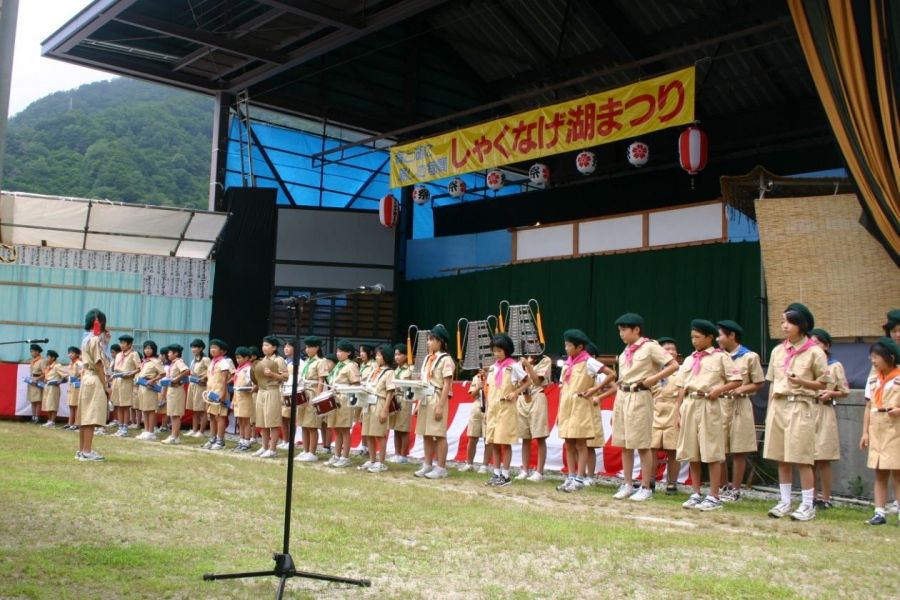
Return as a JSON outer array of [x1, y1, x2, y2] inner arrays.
[[788, 0, 900, 259]]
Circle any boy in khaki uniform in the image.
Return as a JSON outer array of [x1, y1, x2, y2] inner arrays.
[[583, 343, 618, 487], [414, 324, 456, 480], [612, 314, 679, 501], [715, 320, 766, 502], [484, 334, 528, 487], [203, 339, 235, 451], [764, 303, 831, 522], [809, 328, 849, 508], [26, 344, 45, 424], [110, 335, 141, 437], [186, 339, 210, 437], [326, 339, 361, 468], [675, 320, 742, 511], [161, 344, 190, 445], [517, 353, 552, 481], [650, 337, 681, 494], [295, 336, 328, 462], [388, 344, 414, 464], [40, 350, 67, 427]]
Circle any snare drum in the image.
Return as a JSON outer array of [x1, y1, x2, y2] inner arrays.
[[312, 390, 337, 417]]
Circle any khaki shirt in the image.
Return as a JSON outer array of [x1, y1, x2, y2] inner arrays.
[[207, 356, 235, 396], [825, 361, 849, 395], [168, 358, 189, 384], [526, 356, 552, 395], [618, 338, 673, 384], [388, 365, 412, 390], [766, 339, 831, 396], [676, 348, 742, 393], [560, 360, 595, 396], [43, 362, 67, 383], [30, 357, 45, 377], [138, 357, 166, 380], [729, 348, 765, 386], [190, 356, 211, 379], [299, 356, 328, 390], [367, 367, 395, 399], [114, 349, 141, 376], [81, 336, 103, 374], [331, 359, 361, 386], [420, 352, 455, 392]]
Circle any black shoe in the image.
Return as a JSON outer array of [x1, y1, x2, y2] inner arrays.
[[665, 482, 678, 495], [485, 475, 500, 486], [495, 475, 512, 487], [814, 499, 833, 510], [866, 513, 886, 525]]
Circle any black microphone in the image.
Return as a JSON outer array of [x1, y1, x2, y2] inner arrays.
[[27, 338, 49, 344], [358, 284, 385, 295]]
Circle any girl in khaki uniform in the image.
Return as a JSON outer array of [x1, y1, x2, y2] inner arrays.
[[280, 340, 300, 450], [388, 344, 413, 464], [64, 347, 83, 430], [254, 336, 288, 458], [611, 314, 679, 501], [809, 328, 849, 509], [764, 303, 831, 522], [326, 339, 361, 468], [651, 338, 681, 494], [583, 343, 618, 487], [40, 351, 66, 427], [110, 335, 141, 437], [484, 334, 528, 487], [860, 338, 900, 525], [77, 309, 111, 461], [295, 336, 327, 462], [26, 344, 45, 424], [135, 341, 166, 441], [203, 339, 235, 451], [360, 344, 396, 472], [229, 348, 253, 451], [675, 320, 742, 511], [187, 339, 210, 437], [414, 324, 456, 480], [162, 345, 190, 445], [517, 354, 552, 481], [354, 345, 377, 456]]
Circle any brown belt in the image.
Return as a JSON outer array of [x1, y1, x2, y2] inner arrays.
[[773, 393, 815, 402], [619, 382, 649, 393]]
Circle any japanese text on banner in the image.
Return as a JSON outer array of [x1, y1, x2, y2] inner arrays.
[[390, 66, 695, 187]]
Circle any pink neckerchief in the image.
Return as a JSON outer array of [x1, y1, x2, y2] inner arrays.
[[563, 350, 590, 383], [236, 361, 252, 374], [210, 354, 225, 370], [782, 337, 816, 371], [493, 358, 515, 387], [691, 347, 719, 375], [623, 338, 647, 368]]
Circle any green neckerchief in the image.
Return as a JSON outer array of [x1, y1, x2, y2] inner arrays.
[[395, 364, 409, 377], [301, 356, 318, 379], [328, 359, 349, 384]]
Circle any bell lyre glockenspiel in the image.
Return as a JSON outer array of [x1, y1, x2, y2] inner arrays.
[[498, 298, 545, 356], [456, 315, 498, 370]]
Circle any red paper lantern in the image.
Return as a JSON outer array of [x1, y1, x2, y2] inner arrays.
[[678, 125, 708, 175], [575, 151, 596, 175], [379, 193, 399, 228], [486, 170, 505, 191], [626, 141, 649, 167]]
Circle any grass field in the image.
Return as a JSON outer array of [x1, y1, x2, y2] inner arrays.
[[1, 421, 897, 600]]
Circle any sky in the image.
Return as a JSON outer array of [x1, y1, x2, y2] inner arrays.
[[7, 0, 114, 117]]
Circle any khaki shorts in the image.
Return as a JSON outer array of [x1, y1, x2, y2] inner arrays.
[[136, 386, 159, 412], [67, 388, 80, 408], [361, 398, 389, 438], [232, 391, 254, 419], [763, 397, 815, 465], [611, 390, 653, 449], [517, 392, 549, 439], [167, 387, 186, 417], [676, 395, 725, 463], [557, 390, 596, 440], [722, 395, 757, 454], [41, 387, 61, 412], [188, 384, 206, 411], [301, 397, 322, 428], [486, 398, 518, 445], [415, 397, 448, 438], [255, 388, 281, 427], [78, 374, 108, 427], [466, 402, 485, 438], [587, 399, 604, 448], [206, 400, 229, 418], [27, 384, 42, 404], [110, 378, 134, 407], [651, 397, 678, 450], [867, 410, 900, 469], [391, 400, 412, 433], [814, 403, 840, 461], [326, 395, 353, 429]]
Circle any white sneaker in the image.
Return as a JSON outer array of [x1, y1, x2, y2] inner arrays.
[[210, 441, 225, 451], [789, 504, 816, 521], [94, 427, 106, 435], [397, 456, 409, 464], [42, 421, 56, 428], [582, 476, 595, 487], [357, 460, 373, 471], [252, 447, 266, 457], [768, 501, 793, 518], [425, 466, 448, 479], [515, 469, 530, 480], [276, 441, 290, 450], [368, 462, 387, 473], [334, 457, 351, 468], [630, 487, 653, 502], [476, 465, 489, 474], [457, 463, 474, 472], [260, 449, 276, 458], [127, 423, 139, 430], [325, 455, 338, 466], [295, 452, 318, 462], [886, 500, 899, 515], [612, 483, 635, 500], [78, 450, 105, 461], [414, 464, 434, 478], [140, 431, 157, 441], [162, 436, 180, 445], [696, 496, 723, 511], [527, 471, 544, 482], [682, 493, 704, 509], [114, 428, 128, 437]]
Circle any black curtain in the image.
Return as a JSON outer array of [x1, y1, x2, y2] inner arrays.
[[209, 187, 278, 348]]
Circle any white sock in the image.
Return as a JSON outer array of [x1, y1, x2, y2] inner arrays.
[[494, 468, 502, 477], [875, 506, 885, 515], [801, 488, 814, 507], [501, 469, 510, 478], [779, 483, 792, 504]]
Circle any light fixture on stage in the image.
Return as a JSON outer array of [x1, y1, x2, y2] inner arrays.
[[203, 285, 383, 597]]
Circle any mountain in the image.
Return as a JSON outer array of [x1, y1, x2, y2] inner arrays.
[[2, 78, 213, 209]]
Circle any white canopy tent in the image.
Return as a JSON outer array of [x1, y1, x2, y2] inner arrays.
[[0, 191, 228, 258]]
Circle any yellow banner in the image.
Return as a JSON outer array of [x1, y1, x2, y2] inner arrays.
[[390, 67, 695, 187]]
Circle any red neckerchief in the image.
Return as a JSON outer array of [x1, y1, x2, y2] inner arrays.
[[782, 337, 816, 371]]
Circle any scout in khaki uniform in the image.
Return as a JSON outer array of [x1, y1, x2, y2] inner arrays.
[[861, 338, 900, 525], [359, 344, 396, 472], [252, 336, 288, 458], [320, 353, 336, 455], [650, 337, 681, 495], [156, 346, 171, 433], [279, 340, 301, 451], [414, 324, 456, 480], [611, 314, 679, 501], [557, 330, 616, 493], [187, 339, 211, 437], [809, 328, 849, 508], [161, 345, 190, 445], [764, 303, 831, 522], [39, 350, 66, 427], [64, 346, 83, 430], [135, 341, 166, 441], [459, 368, 489, 473], [26, 344, 45, 424], [326, 339, 361, 468], [203, 339, 235, 451], [388, 344, 413, 464], [715, 320, 765, 502], [517, 353, 553, 482], [583, 343, 618, 487], [675, 320, 742, 511], [484, 334, 528, 487], [295, 336, 328, 462], [353, 345, 377, 456], [110, 335, 141, 437], [77, 309, 111, 461]]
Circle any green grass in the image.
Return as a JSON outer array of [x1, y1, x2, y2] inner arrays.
[[0, 421, 897, 599]]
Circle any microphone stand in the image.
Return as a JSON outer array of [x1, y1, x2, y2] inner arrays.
[[204, 287, 379, 597]]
